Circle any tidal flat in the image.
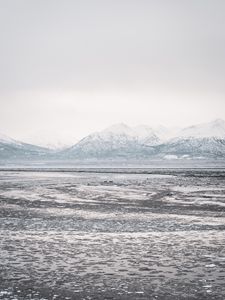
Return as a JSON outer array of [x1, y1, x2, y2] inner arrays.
[[0, 168, 225, 299]]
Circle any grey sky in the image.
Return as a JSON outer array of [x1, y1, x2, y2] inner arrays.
[[0, 0, 225, 145]]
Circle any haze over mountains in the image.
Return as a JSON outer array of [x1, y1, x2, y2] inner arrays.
[[1, 119, 225, 161], [0, 134, 51, 160]]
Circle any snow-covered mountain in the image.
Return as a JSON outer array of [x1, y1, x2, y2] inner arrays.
[[61, 123, 156, 159], [102, 123, 161, 145], [0, 133, 51, 160], [133, 125, 160, 145], [0, 133, 21, 145], [61, 120, 225, 160], [155, 136, 225, 159], [178, 119, 225, 139], [1, 119, 225, 161], [154, 119, 225, 159]]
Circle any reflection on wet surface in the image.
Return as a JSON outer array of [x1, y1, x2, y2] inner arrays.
[[0, 168, 225, 299]]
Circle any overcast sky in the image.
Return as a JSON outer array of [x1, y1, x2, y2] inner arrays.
[[0, 0, 225, 145]]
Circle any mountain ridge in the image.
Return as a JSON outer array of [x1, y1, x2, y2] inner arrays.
[[1, 119, 225, 161], [59, 119, 225, 160]]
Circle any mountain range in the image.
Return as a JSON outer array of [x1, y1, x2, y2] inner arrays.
[[1, 119, 225, 161], [0, 134, 51, 160]]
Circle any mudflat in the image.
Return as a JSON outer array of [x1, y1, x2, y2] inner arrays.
[[0, 168, 225, 299]]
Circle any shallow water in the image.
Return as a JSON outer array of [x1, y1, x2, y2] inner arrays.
[[0, 168, 225, 299]]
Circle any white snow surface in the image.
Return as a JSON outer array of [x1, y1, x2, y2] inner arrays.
[[0, 133, 21, 145], [85, 123, 161, 146], [177, 119, 225, 139]]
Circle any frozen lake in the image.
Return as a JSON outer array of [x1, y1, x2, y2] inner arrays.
[[0, 168, 225, 299]]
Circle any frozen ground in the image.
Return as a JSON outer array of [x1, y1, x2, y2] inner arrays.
[[0, 168, 225, 299]]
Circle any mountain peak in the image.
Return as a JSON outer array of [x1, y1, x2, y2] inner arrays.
[[211, 118, 225, 127], [179, 119, 225, 139], [0, 133, 20, 145], [103, 123, 133, 135]]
